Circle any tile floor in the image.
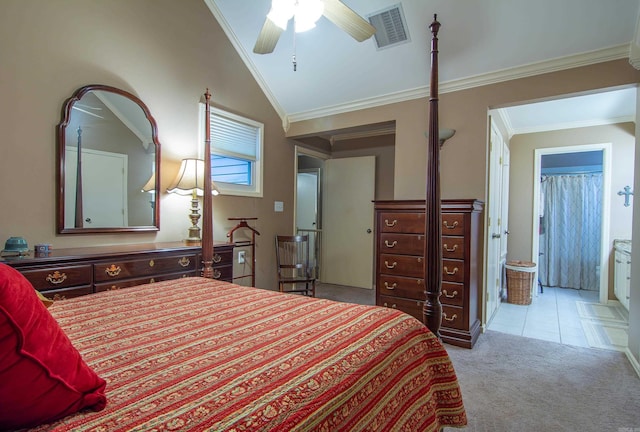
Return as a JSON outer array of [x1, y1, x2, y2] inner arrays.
[[487, 286, 599, 347]]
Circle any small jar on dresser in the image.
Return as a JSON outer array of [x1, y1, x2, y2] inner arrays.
[[374, 199, 483, 348]]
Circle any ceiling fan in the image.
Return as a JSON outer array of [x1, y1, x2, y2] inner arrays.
[[253, 0, 376, 54]]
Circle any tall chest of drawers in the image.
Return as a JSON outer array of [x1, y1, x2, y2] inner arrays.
[[2, 242, 233, 300], [375, 199, 483, 348]]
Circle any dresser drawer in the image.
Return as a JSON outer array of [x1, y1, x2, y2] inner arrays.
[[379, 233, 425, 255], [378, 295, 424, 321], [212, 249, 233, 266], [442, 213, 465, 236], [379, 254, 423, 278], [378, 274, 424, 300], [95, 270, 197, 292], [20, 265, 92, 291], [442, 236, 465, 259], [94, 254, 197, 282], [441, 282, 465, 307], [379, 212, 425, 234], [442, 259, 465, 283], [41, 286, 93, 301], [442, 305, 467, 330], [212, 264, 232, 281]]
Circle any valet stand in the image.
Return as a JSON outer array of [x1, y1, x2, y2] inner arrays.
[[227, 217, 260, 287]]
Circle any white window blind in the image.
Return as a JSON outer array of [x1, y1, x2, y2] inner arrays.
[[210, 111, 260, 161], [201, 105, 264, 197]]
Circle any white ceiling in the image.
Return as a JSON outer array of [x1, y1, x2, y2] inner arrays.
[[207, 0, 639, 131]]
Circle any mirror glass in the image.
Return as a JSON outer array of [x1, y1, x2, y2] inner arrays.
[[57, 85, 160, 234]]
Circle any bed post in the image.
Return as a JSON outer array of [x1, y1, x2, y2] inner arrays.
[[423, 15, 443, 337], [201, 89, 214, 278]]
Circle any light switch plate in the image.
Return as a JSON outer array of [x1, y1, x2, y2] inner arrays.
[[274, 201, 284, 212]]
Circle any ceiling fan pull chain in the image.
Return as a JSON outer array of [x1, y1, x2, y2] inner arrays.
[[292, 21, 297, 71]]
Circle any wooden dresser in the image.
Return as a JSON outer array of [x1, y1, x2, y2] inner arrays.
[[1, 242, 233, 300], [375, 199, 483, 348]]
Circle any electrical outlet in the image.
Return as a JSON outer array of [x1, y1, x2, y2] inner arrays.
[[238, 250, 246, 264]]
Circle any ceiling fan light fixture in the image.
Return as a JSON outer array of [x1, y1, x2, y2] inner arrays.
[[267, 0, 324, 32], [267, 0, 295, 30], [294, 0, 324, 32]]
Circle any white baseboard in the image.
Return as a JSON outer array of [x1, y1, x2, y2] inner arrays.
[[625, 347, 640, 378]]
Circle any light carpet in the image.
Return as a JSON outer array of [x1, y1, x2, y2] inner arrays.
[[444, 330, 640, 432]]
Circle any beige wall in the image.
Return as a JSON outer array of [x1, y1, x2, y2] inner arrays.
[[0, 0, 293, 289], [508, 123, 635, 299], [288, 60, 640, 202]]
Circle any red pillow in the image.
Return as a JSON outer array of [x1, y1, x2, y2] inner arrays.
[[0, 264, 107, 429]]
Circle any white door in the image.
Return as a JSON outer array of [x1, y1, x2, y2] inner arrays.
[[322, 156, 375, 288], [485, 121, 505, 322], [65, 148, 128, 228], [500, 145, 510, 290], [297, 170, 320, 277]]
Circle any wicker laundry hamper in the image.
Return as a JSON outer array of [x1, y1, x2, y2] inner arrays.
[[505, 260, 536, 305]]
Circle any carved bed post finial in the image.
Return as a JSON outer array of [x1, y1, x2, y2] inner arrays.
[[201, 88, 215, 279], [424, 14, 443, 338]]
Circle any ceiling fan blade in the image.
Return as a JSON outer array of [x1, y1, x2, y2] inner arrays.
[[253, 18, 284, 54], [322, 0, 376, 42]]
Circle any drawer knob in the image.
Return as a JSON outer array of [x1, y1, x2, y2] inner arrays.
[[443, 289, 458, 298], [213, 254, 222, 263], [384, 261, 397, 269], [443, 244, 458, 252], [443, 313, 457, 322], [384, 240, 398, 248], [105, 265, 122, 277], [383, 302, 397, 309], [213, 269, 222, 279], [384, 282, 397, 290], [46, 271, 67, 285], [149, 260, 155, 267], [443, 220, 459, 229], [384, 219, 398, 227], [178, 257, 191, 267], [444, 266, 459, 276]]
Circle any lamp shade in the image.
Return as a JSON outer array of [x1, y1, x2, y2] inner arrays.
[[141, 173, 156, 193], [167, 158, 219, 196]]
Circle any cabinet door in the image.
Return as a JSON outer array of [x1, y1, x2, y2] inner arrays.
[[614, 250, 631, 310]]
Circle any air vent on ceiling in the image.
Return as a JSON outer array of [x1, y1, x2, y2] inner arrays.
[[368, 4, 410, 49]]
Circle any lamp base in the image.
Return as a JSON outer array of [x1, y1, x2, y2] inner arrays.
[[184, 238, 202, 246]]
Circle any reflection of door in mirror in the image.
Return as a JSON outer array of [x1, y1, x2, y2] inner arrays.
[[65, 148, 128, 228], [58, 86, 159, 233]]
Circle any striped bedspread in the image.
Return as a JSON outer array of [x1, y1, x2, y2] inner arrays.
[[33, 277, 466, 431]]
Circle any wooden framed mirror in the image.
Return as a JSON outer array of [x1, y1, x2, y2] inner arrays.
[[57, 85, 161, 234]]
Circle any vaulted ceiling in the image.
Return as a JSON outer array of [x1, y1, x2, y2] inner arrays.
[[207, 0, 639, 133]]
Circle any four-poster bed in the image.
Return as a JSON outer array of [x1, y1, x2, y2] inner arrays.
[[0, 16, 467, 432]]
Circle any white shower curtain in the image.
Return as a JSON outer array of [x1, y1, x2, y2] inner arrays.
[[539, 173, 602, 291]]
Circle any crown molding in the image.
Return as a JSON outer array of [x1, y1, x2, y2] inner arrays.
[[206, 3, 629, 129], [204, 0, 289, 131], [289, 44, 629, 123]]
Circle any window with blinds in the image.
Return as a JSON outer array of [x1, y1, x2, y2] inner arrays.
[[202, 105, 264, 197]]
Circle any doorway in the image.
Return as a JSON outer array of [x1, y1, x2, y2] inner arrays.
[[532, 144, 612, 304]]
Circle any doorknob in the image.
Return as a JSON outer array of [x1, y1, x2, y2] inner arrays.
[[492, 233, 501, 238], [366, 228, 372, 233], [504, 230, 510, 235]]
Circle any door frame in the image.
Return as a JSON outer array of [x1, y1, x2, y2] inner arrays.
[[531, 143, 612, 304], [294, 146, 329, 234]]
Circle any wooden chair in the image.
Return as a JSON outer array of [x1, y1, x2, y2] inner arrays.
[[275, 235, 316, 297]]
